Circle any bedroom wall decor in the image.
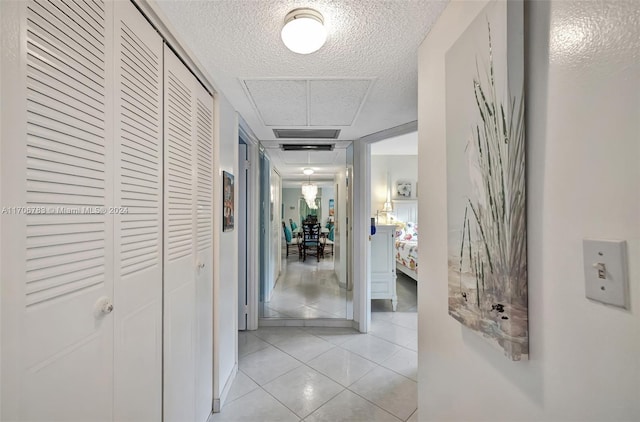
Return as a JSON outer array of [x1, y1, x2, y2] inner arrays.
[[396, 180, 412, 198], [445, 0, 527, 360]]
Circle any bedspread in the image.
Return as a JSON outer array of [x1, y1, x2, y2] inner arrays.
[[395, 239, 418, 273]]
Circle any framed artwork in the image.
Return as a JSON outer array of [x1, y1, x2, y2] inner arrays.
[[329, 199, 335, 216], [396, 180, 412, 198], [445, 0, 527, 360], [223, 171, 234, 232]]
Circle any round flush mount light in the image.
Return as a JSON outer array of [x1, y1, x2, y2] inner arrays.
[[303, 168, 314, 175], [281, 8, 327, 54]]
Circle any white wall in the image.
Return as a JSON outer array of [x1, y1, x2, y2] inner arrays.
[[282, 188, 300, 227], [418, 0, 640, 420], [270, 169, 281, 287], [370, 155, 418, 216], [213, 94, 239, 405], [334, 171, 348, 287]]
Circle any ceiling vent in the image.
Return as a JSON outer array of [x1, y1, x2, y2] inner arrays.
[[280, 144, 335, 151], [273, 129, 341, 139]]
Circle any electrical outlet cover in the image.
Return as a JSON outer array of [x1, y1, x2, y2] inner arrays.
[[583, 239, 629, 309]]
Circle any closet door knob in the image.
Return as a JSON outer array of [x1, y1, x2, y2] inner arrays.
[[94, 297, 114, 316]]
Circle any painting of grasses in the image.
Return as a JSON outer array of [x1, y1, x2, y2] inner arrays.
[[446, 0, 527, 360]]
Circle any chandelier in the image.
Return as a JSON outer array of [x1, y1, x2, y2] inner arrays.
[[302, 182, 317, 208], [301, 168, 317, 208]]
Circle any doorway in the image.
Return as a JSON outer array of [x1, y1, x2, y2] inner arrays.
[[369, 132, 419, 314], [256, 145, 353, 323]]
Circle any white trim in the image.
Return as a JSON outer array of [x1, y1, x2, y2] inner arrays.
[[359, 121, 417, 144], [352, 141, 371, 332], [352, 121, 419, 333], [134, 0, 216, 95], [212, 364, 237, 413], [238, 120, 260, 331]]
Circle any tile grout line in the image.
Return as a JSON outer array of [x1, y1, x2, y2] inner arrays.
[[245, 327, 416, 384], [235, 322, 417, 419], [344, 386, 408, 422], [406, 408, 418, 422], [222, 368, 260, 406], [262, 374, 347, 421]]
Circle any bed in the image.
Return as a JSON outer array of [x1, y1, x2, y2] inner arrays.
[[391, 200, 418, 281], [394, 222, 418, 281]]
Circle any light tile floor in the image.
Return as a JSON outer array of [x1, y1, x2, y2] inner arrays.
[[264, 253, 350, 319], [264, 253, 418, 320], [215, 313, 418, 422]]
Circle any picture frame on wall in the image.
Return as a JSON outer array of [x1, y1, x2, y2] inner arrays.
[[223, 171, 234, 232], [445, 0, 527, 360], [396, 180, 412, 198]]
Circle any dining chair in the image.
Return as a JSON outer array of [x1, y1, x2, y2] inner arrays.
[[282, 221, 300, 257], [323, 226, 334, 255], [301, 223, 324, 262]]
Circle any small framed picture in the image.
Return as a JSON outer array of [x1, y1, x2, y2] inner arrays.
[[396, 180, 412, 198], [223, 171, 234, 232]]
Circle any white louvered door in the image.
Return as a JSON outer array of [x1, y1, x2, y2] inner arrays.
[[2, 1, 215, 420], [194, 83, 214, 421], [113, 1, 163, 420], [2, 0, 115, 420], [163, 45, 197, 422]]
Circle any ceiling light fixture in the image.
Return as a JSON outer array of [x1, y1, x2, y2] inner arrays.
[[281, 8, 327, 54], [303, 168, 314, 176]]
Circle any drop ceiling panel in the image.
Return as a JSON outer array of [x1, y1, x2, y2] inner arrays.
[[244, 79, 307, 126], [155, 1, 449, 141], [243, 78, 373, 128], [309, 79, 372, 126]]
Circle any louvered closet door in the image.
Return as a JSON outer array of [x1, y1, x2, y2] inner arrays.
[[5, 0, 114, 420], [194, 83, 214, 422], [113, 1, 163, 420], [163, 45, 197, 422]]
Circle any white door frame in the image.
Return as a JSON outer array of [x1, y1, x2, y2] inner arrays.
[[354, 122, 418, 332], [239, 120, 259, 330], [352, 141, 370, 332]]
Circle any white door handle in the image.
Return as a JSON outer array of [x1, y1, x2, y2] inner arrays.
[[94, 297, 114, 316], [197, 261, 205, 270]]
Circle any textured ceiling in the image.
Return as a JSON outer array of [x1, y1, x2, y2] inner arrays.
[[154, 0, 448, 177]]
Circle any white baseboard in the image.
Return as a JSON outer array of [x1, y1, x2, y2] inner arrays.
[[213, 363, 238, 413], [258, 318, 355, 328]]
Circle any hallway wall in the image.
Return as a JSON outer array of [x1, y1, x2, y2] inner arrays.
[[417, 0, 639, 420], [282, 188, 300, 227], [270, 169, 281, 289], [213, 94, 239, 405]]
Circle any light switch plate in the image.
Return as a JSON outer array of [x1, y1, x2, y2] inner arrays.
[[583, 239, 629, 309]]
